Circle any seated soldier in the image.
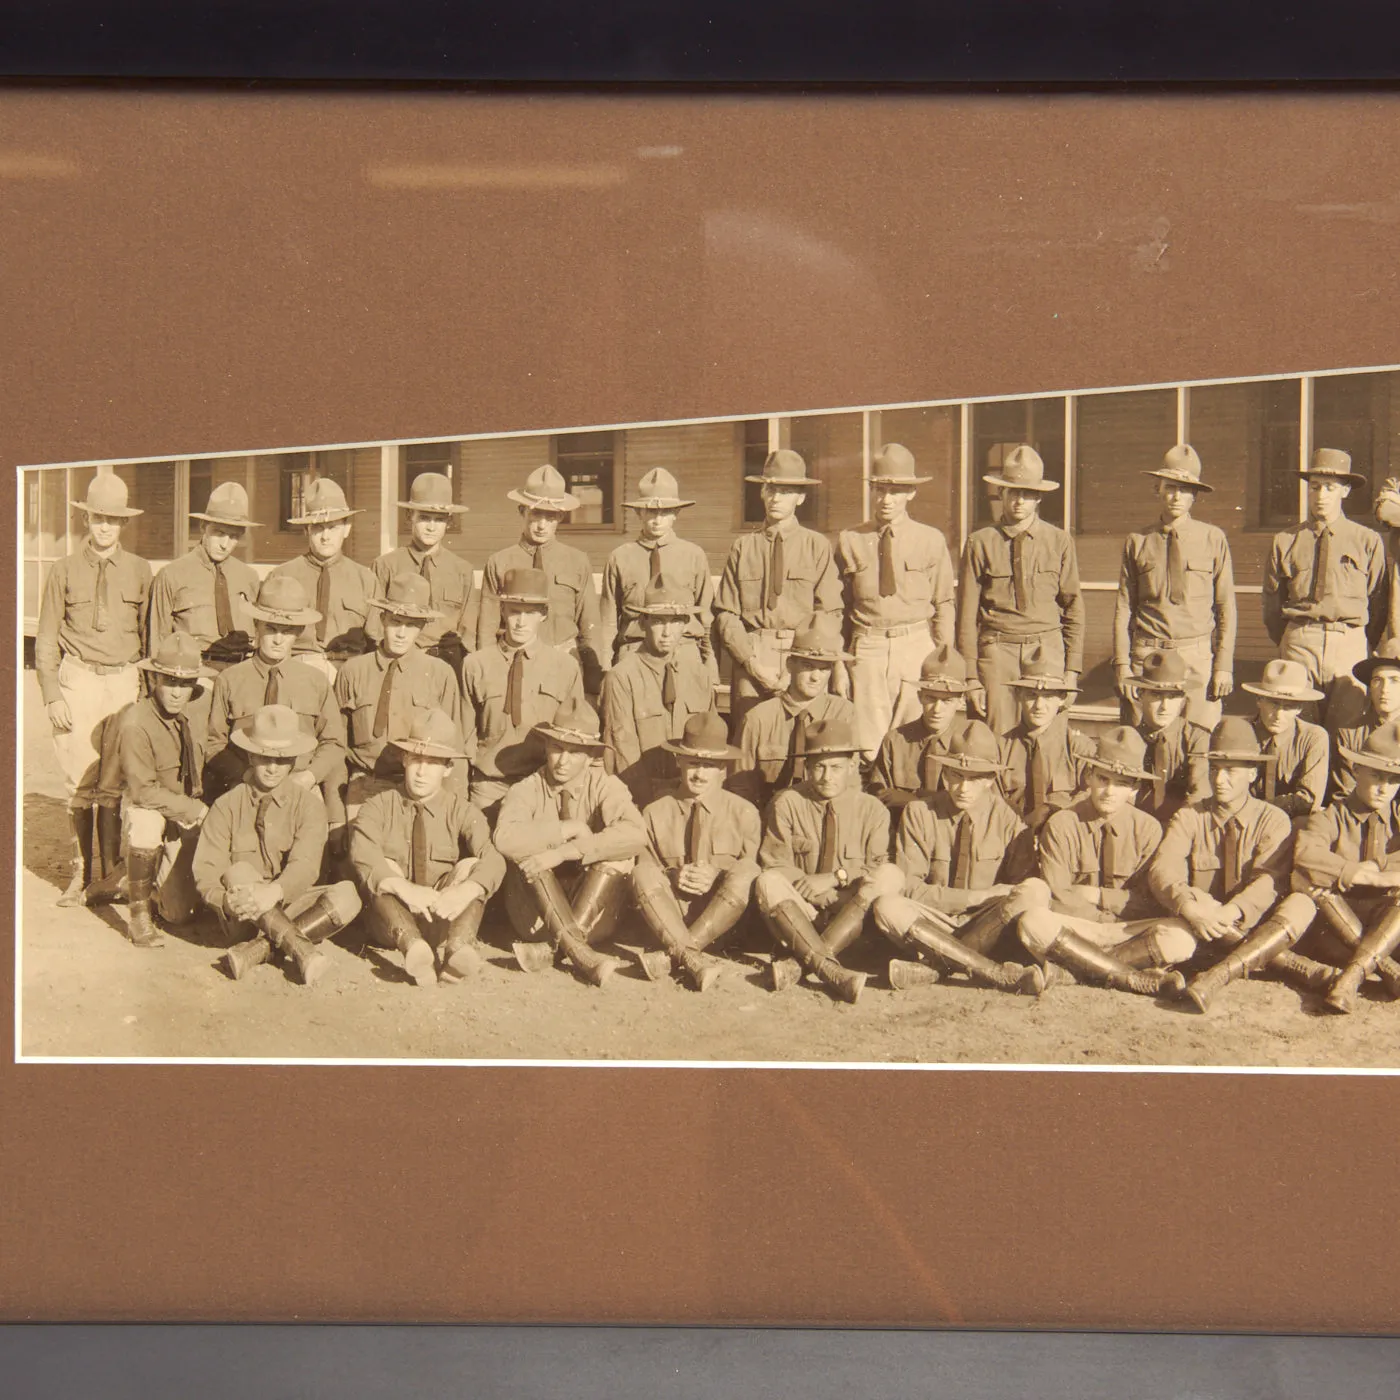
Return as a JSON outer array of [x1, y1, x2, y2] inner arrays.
[[868, 643, 971, 816], [203, 575, 348, 845], [1017, 728, 1192, 996], [460, 567, 583, 822], [1129, 649, 1210, 825], [631, 712, 761, 992], [730, 620, 856, 810], [753, 718, 905, 1004], [871, 721, 1048, 995], [336, 572, 462, 819], [1244, 659, 1328, 818], [1332, 641, 1400, 798], [1153, 717, 1328, 1013], [493, 697, 646, 987], [194, 705, 362, 986], [349, 709, 505, 988], [600, 581, 714, 807], [997, 653, 1093, 832], [117, 635, 215, 949], [1294, 722, 1400, 1015]]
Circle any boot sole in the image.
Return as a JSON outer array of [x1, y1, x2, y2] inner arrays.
[[298, 953, 330, 988], [439, 943, 484, 984], [403, 940, 437, 988], [580, 955, 625, 988], [513, 941, 556, 974], [770, 958, 802, 992]]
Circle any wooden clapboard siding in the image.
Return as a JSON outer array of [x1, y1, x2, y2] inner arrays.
[[343, 446, 384, 565], [878, 404, 962, 544], [456, 434, 556, 561]]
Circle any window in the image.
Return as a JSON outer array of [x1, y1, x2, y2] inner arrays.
[[278, 451, 352, 532], [970, 397, 1066, 529], [189, 459, 214, 518], [787, 412, 862, 530], [740, 419, 772, 525], [402, 442, 462, 532], [552, 430, 618, 527], [1075, 389, 1178, 536], [874, 405, 961, 542], [1314, 370, 1400, 521]]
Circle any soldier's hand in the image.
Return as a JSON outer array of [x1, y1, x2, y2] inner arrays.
[[178, 801, 209, 828], [519, 847, 568, 881], [382, 876, 435, 917], [678, 862, 719, 896], [1114, 671, 1136, 703], [1064, 670, 1080, 692], [1209, 671, 1234, 701], [746, 660, 783, 693], [966, 687, 987, 719], [830, 662, 852, 701], [432, 880, 483, 922], [46, 699, 73, 733]]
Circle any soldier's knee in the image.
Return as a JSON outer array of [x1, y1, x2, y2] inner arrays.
[[753, 870, 787, 912], [1017, 907, 1060, 959], [862, 863, 905, 902], [325, 880, 363, 926], [1276, 891, 1318, 932], [125, 806, 166, 850], [871, 893, 916, 938], [1013, 877, 1052, 912], [631, 860, 668, 895], [1153, 922, 1197, 965]]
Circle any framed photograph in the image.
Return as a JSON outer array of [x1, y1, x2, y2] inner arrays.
[[7, 86, 1400, 1328]]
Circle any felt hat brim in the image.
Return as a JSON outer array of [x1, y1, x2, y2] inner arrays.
[[1142, 469, 1214, 492], [743, 474, 820, 487], [1241, 679, 1325, 703], [366, 597, 444, 621], [1083, 755, 1154, 782], [396, 499, 469, 514], [1352, 655, 1400, 685], [663, 738, 743, 763], [391, 737, 469, 760], [137, 658, 215, 688], [507, 489, 582, 512], [248, 604, 322, 627], [1339, 745, 1400, 777], [190, 510, 262, 528], [231, 729, 319, 758], [497, 592, 552, 608], [981, 473, 1060, 493], [1006, 677, 1077, 694], [917, 678, 970, 695], [869, 475, 934, 486], [623, 496, 696, 510], [940, 755, 1005, 775], [286, 507, 364, 525], [1131, 677, 1190, 694], [1206, 749, 1270, 765], [789, 647, 854, 663], [71, 500, 144, 517], [1299, 468, 1368, 489], [534, 724, 608, 753]]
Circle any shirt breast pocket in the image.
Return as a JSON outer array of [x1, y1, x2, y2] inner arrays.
[[1336, 551, 1367, 599], [737, 561, 766, 614], [1183, 558, 1215, 602], [982, 567, 1015, 611], [708, 825, 748, 860], [635, 704, 671, 753], [64, 575, 94, 608], [782, 563, 817, 607], [1188, 850, 1221, 890], [428, 831, 463, 868]]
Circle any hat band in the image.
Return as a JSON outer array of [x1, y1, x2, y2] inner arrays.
[[550, 727, 601, 745]]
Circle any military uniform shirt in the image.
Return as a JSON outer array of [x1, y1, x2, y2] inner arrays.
[[598, 535, 716, 663], [1330, 707, 1396, 797], [1038, 796, 1165, 923], [601, 647, 716, 802], [1253, 716, 1329, 817], [350, 786, 505, 897], [713, 518, 843, 667], [494, 766, 647, 866], [893, 789, 1035, 914], [1263, 515, 1387, 643], [118, 695, 207, 826], [1294, 797, 1400, 890], [1114, 516, 1237, 672], [193, 774, 328, 910], [837, 516, 956, 631], [730, 691, 856, 809], [759, 786, 890, 885], [369, 544, 476, 653], [337, 646, 463, 778], [956, 518, 1085, 672], [869, 715, 971, 812], [997, 715, 1094, 822], [643, 787, 761, 872], [460, 639, 583, 783], [147, 546, 259, 651], [1149, 796, 1294, 930], [271, 551, 377, 660], [476, 538, 601, 656], [35, 542, 151, 705], [1136, 716, 1211, 822]]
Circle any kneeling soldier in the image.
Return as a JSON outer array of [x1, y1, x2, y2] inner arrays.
[[871, 721, 1047, 995], [753, 718, 904, 1003], [1294, 723, 1400, 1014], [1244, 659, 1329, 818], [868, 644, 971, 816], [997, 653, 1093, 833], [1130, 649, 1210, 825], [1017, 728, 1191, 996], [194, 705, 361, 985], [631, 712, 761, 991], [117, 635, 215, 948], [1332, 640, 1400, 798], [349, 709, 505, 987], [493, 697, 646, 986], [1154, 718, 1326, 1013]]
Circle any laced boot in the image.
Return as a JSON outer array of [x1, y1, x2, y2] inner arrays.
[[84, 805, 127, 905], [888, 958, 941, 991], [526, 869, 623, 987], [1044, 928, 1184, 997], [370, 892, 434, 986], [1314, 889, 1400, 999], [438, 901, 486, 984], [221, 935, 272, 980], [764, 899, 866, 1003], [631, 862, 717, 991], [903, 914, 1043, 994], [261, 907, 329, 987], [1181, 918, 1296, 1014], [1270, 950, 1338, 997], [57, 806, 95, 907], [1325, 897, 1400, 1014], [123, 847, 165, 949]]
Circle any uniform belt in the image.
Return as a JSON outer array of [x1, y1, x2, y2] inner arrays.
[[63, 656, 135, 676], [854, 621, 929, 639], [1130, 633, 1211, 649], [1284, 618, 1363, 633], [980, 628, 1058, 645], [754, 627, 797, 641]]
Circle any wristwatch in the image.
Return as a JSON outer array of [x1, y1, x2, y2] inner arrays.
[[834, 867, 850, 888]]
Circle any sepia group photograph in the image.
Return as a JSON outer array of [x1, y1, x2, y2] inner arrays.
[[22, 361, 1400, 1070]]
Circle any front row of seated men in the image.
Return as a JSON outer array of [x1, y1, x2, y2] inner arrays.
[[102, 614, 1400, 1016]]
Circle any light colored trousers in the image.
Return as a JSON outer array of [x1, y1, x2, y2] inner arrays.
[[51, 656, 139, 808], [850, 626, 931, 759]]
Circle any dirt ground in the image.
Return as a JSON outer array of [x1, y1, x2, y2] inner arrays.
[[18, 670, 1400, 1067]]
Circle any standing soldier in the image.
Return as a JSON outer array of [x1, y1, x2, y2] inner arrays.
[[194, 704, 362, 986], [714, 449, 843, 740], [476, 465, 605, 693], [600, 582, 715, 806], [116, 635, 215, 948], [1263, 447, 1387, 729], [631, 712, 762, 992], [1331, 641, 1400, 798], [460, 567, 583, 822], [336, 573, 462, 819], [369, 472, 475, 676], [1243, 660, 1330, 818], [599, 467, 716, 678], [36, 473, 151, 906], [272, 477, 376, 682], [837, 443, 956, 760], [1113, 444, 1237, 728], [869, 644, 971, 817], [996, 655, 1093, 834], [957, 445, 1084, 736], [1129, 650, 1211, 825]]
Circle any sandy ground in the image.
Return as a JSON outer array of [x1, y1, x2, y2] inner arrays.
[[18, 670, 1400, 1067]]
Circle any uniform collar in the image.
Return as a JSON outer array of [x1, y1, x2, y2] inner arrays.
[[779, 690, 819, 717], [83, 539, 122, 565], [407, 542, 441, 565], [518, 535, 552, 556], [497, 637, 539, 662], [762, 516, 798, 542], [303, 550, 342, 571], [244, 773, 296, 807], [998, 515, 1039, 541], [637, 533, 674, 552]]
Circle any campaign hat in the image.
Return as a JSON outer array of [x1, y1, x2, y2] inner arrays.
[[787, 620, 853, 664], [247, 574, 322, 628], [71, 473, 143, 518], [940, 721, 1006, 775], [1006, 652, 1077, 695], [231, 703, 318, 758], [744, 448, 820, 488], [1206, 716, 1269, 765], [534, 695, 608, 754], [1353, 639, 1400, 686], [138, 633, 216, 688], [1083, 726, 1154, 783], [392, 707, 470, 761], [1144, 443, 1214, 493], [802, 717, 861, 757], [982, 444, 1060, 494], [915, 644, 970, 696], [1241, 658, 1325, 705], [496, 567, 553, 607], [633, 582, 699, 619], [287, 477, 362, 525], [1340, 720, 1400, 778], [190, 481, 261, 528], [1299, 446, 1367, 489], [664, 710, 743, 764], [1131, 650, 1191, 694], [868, 443, 933, 486], [366, 572, 443, 622], [623, 468, 695, 511], [507, 465, 581, 513], [398, 471, 468, 514]]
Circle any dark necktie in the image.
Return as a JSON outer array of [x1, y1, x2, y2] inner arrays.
[[684, 800, 703, 865], [1165, 525, 1186, 606], [214, 561, 234, 637], [878, 526, 897, 597], [1310, 526, 1331, 605], [255, 794, 276, 874], [92, 556, 110, 632], [662, 658, 678, 711], [314, 561, 331, 644], [1364, 812, 1388, 865], [1011, 531, 1031, 615], [766, 529, 785, 611], [557, 787, 574, 823], [951, 812, 974, 888], [920, 741, 943, 794], [1028, 736, 1050, 812], [648, 544, 663, 585], [1151, 733, 1169, 809], [1221, 816, 1242, 895], [1099, 819, 1119, 890], [410, 801, 429, 886], [1261, 737, 1278, 802], [816, 800, 838, 874], [790, 708, 812, 784], [263, 665, 281, 706], [505, 648, 525, 727], [531, 545, 544, 571], [372, 658, 399, 738], [176, 715, 197, 797]]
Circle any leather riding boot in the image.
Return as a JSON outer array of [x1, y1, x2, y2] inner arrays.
[[293, 896, 349, 946], [570, 865, 630, 946], [1045, 929, 1185, 998], [1182, 918, 1296, 1014], [1314, 890, 1400, 998], [1326, 896, 1400, 1014], [1108, 925, 1177, 971], [631, 862, 718, 992], [954, 893, 1015, 958], [903, 914, 1043, 994], [221, 935, 272, 980], [438, 900, 486, 984], [260, 907, 329, 987], [369, 892, 434, 987], [83, 806, 127, 905], [57, 806, 95, 907], [888, 958, 941, 991], [123, 847, 165, 949], [685, 885, 749, 953], [820, 894, 871, 960], [524, 869, 623, 987], [763, 899, 866, 1003], [1271, 949, 1339, 996]]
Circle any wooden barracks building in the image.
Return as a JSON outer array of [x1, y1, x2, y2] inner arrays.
[[22, 363, 1400, 707]]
